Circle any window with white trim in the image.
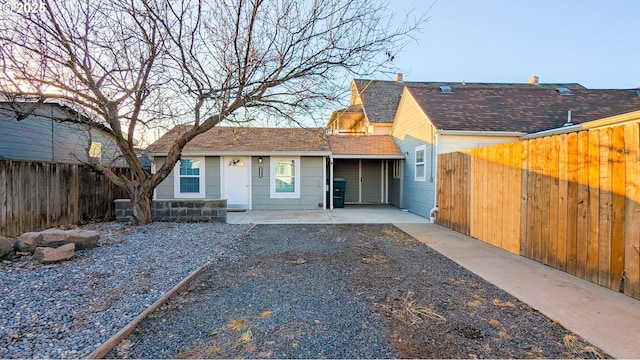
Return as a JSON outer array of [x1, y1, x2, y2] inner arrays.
[[270, 157, 300, 198], [174, 157, 205, 198], [415, 145, 426, 181]]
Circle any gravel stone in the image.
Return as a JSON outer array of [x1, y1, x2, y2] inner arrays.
[[115, 224, 609, 359], [0, 222, 251, 359]]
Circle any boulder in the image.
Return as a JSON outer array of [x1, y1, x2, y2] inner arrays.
[[40, 229, 100, 250], [0, 235, 13, 259], [33, 243, 75, 264], [14, 232, 44, 253]]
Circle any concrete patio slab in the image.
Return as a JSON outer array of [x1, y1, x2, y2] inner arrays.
[[227, 205, 431, 224]]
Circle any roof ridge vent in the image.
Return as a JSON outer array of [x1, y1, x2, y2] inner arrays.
[[440, 85, 453, 93], [556, 87, 572, 95]]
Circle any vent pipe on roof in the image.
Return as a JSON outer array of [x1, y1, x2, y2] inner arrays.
[[563, 111, 574, 127], [395, 73, 403, 82], [528, 75, 539, 85]]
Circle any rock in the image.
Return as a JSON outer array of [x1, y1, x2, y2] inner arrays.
[[14, 232, 44, 253], [0, 235, 13, 259], [33, 243, 75, 264], [40, 229, 100, 250]]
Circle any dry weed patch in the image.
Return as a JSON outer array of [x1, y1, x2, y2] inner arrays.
[[492, 298, 515, 307], [395, 291, 446, 325], [563, 335, 606, 358]]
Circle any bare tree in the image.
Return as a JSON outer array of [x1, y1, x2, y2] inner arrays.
[[0, 0, 424, 225]]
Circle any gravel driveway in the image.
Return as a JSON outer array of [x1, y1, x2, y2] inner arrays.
[[110, 224, 607, 359]]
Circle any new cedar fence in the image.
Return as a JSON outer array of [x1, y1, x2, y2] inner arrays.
[[0, 160, 129, 237], [436, 123, 640, 300]]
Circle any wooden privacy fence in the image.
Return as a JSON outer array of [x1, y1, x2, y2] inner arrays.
[[436, 123, 640, 300], [0, 160, 129, 237]]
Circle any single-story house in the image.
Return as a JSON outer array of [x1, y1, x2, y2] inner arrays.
[[145, 126, 404, 210]]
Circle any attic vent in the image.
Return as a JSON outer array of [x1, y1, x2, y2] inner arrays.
[[440, 85, 453, 93], [556, 87, 572, 95]]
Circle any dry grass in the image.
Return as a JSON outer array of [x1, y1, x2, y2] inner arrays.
[[235, 330, 253, 347], [227, 318, 248, 331], [492, 299, 515, 307], [361, 254, 389, 264], [563, 335, 606, 359], [394, 291, 446, 325]]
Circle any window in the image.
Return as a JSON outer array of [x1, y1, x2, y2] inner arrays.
[[174, 157, 205, 198], [415, 145, 426, 181], [89, 142, 102, 162], [270, 157, 300, 198], [392, 160, 401, 179]]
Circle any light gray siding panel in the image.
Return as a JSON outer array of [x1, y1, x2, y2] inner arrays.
[[361, 160, 382, 203], [396, 136, 436, 217], [388, 160, 401, 207], [333, 159, 360, 203], [154, 157, 174, 199], [205, 157, 221, 199], [252, 156, 324, 210]]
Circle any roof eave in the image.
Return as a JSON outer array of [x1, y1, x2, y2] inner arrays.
[[437, 130, 526, 137], [149, 150, 332, 158]]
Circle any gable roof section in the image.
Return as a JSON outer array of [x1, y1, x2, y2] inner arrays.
[[147, 126, 329, 155], [405, 85, 640, 133], [328, 135, 403, 159], [352, 79, 405, 124]]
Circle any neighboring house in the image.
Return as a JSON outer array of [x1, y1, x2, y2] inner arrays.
[[145, 126, 404, 210], [0, 101, 122, 165]]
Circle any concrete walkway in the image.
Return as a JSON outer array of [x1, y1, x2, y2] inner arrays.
[[227, 206, 640, 359]]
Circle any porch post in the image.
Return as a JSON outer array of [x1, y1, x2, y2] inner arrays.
[[329, 156, 334, 209]]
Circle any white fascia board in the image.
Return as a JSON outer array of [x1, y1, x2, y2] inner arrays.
[[437, 130, 526, 137], [522, 109, 640, 140], [332, 154, 405, 159], [147, 151, 332, 157]]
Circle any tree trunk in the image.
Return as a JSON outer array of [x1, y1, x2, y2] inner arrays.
[[130, 190, 153, 225]]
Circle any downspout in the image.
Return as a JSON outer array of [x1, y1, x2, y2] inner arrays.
[[430, 206, 439, 223]]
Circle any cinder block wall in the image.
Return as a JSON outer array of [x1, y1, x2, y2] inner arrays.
[[115, 199, 227, 223]]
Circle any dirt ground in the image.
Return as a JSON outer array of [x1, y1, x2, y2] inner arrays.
[[112, 224, 608, 359]]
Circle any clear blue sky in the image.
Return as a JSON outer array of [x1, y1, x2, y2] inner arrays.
[[385, 0, 639, 89]]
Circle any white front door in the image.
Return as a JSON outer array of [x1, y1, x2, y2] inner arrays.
[[223, 156, 250, 210]]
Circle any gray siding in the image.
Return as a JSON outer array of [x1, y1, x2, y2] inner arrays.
[[154, 156, 221, 199], [390, 88, 437, 218], [361, 160, 382, 203], [252, 156, 325, 210], [387, 160, 401, 207], [0, 107, 121, 165], [333, 159, 360, 203]]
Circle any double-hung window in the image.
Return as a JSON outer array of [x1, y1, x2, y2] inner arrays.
[[415, 145, 426, 181], [270, 157, 300, 198], [174, 157, 205, 198]]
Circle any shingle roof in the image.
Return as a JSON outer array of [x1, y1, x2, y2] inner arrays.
[[147, 126, 329, 153], [328, 135, 403, 157], [147, 125, 403, 158], [352, 79, 404, 124], [405, 85, 640, 133]]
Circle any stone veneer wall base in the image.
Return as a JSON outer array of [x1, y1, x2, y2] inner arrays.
[[114, 199, 227, 223]]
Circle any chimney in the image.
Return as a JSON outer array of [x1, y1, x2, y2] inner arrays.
[[395, 73, 403, 82], [528, 75, 539, 85]]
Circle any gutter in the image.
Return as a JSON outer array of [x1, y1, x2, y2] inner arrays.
[[521, 109, 640, 140], [146, 150, 333, 157], [437, 130, 526, 137]]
